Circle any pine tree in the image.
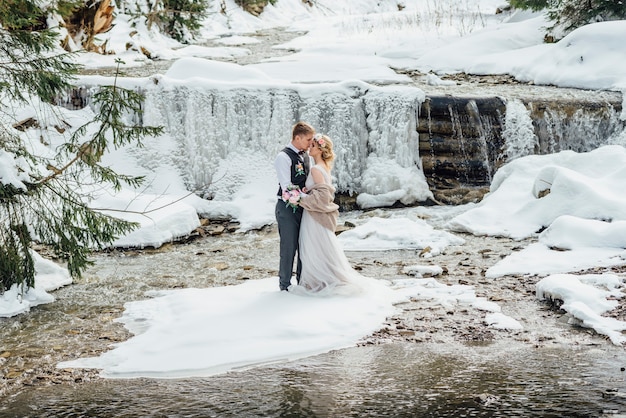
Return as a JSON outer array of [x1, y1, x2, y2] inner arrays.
[[508, 0, 550, 11], [509, 0, 626, 38], [235, 0, 277, 16], [134, 0, 209, 43], [556, 0, 626, 33], [161, 0, 208, 42], [0, 0, 162, 293]]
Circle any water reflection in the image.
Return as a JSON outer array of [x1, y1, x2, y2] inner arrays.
[[2, 341, 625, 417]]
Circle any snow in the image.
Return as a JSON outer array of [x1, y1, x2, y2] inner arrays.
[[402, 264, 444, 277], [536, 274, 626, 345], [91, 189, 202, 249], [447, 146, 626, 240], [59, 277, 401, 378], [0, 252, 71, 318], [337, 216, 464, 255], [2, 0, 626, 377], [165, 56, 274, 83], [0, 150, 30, 190]]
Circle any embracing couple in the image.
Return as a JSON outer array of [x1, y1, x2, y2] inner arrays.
[[274, 121, 364, 295]]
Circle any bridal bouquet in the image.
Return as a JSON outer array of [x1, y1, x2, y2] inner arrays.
[[282, 185, 303, 212]]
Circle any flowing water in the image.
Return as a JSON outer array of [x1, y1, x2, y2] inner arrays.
[[2, 342, 626, 417]]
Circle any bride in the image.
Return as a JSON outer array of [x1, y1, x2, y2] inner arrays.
[[288, 134, 368, 296]]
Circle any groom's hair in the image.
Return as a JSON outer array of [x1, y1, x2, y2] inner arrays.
[[292, 121, 315, 139]]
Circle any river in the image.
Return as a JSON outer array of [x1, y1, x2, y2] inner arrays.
[[1, 27, 625, 417], [1, 212, 626, 416], [3, 342, 626, 417]]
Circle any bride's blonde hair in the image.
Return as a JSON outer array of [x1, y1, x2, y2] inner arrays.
[[313, 134, 336, 167]]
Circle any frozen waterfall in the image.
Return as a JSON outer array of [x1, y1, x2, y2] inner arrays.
[[69, 70, 624, 221], [140, 77, 432, 207]]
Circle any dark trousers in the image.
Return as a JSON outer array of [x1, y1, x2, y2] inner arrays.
[[275, 200, 303, 290]]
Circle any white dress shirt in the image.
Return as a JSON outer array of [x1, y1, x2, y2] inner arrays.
[[274, 144, 308, 195]]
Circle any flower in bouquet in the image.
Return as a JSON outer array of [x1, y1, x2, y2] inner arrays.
[[282, 186, 302, 212]]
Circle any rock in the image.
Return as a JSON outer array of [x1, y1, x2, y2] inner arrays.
[[474, 393, 499, 406], [495, 5, 511, 13], [335, 224, 352, 235], [210, 262, 229, 271], [12, 117, 39, 132], [5, 370, 23, 379], [432, 187, 489, 205], [335, 194, 358, 211], [226, 223, 240, 233], [98, 333, 120, 341], [537, 188, 551, 198], [419, 246, 432, 257], [206, 225, 225, 236]]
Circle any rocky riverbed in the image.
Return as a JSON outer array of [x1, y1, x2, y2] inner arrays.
[[1, 213, 623, 402]]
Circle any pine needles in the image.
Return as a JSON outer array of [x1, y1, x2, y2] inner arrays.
[[0, 1, 163, 293]]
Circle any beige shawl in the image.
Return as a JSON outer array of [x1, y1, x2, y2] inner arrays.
[[299, 183, 339, 232]]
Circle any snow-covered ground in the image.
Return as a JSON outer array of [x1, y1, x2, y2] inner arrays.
[[3, 0, 626, 377]]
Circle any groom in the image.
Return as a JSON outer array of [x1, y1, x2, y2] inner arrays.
[[274, 121, 315, 291]]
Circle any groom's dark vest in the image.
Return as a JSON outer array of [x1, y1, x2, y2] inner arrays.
[[277, 147, 308, 196]]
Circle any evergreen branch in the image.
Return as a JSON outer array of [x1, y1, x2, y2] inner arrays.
[[0, 25, 162, 289], [90, 190, 197, 218], [37, 64, 161, 187]]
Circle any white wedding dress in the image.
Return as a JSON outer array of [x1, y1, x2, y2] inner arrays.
[[289, 165, 367, 296]]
